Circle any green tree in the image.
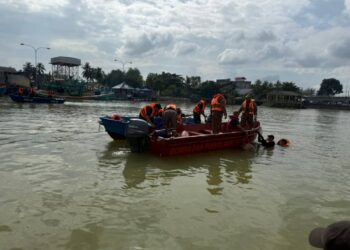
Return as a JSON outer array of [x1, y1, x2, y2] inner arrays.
[[146, 73, 165, 92], [145, 72, 185, 96], [94, 67, 105, 83], [36, 63, 45, 75], [82, 62, 93, 82], [281, 82, 301, 93], [185, 76, 201, 88], [104, 69, 125, 87], [317, 78, 343, 96], [198, 80, 220, 100], [125, 68, 143, 88], [302, 88, 316, 96], [22, 62, 35, 79]]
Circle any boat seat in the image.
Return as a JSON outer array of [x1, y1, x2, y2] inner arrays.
[[202, 130, 212, 134], [188, 131, 203, 136]]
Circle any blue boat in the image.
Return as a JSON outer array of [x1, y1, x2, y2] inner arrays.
[[99, 115, 194, 140], [9, 94, 65, 104], [0, 84, 7, 95], [0, 87, 6, 95]]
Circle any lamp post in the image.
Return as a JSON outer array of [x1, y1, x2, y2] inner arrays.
[[20, 43, 50, 85], [114, 59, 132, 72]]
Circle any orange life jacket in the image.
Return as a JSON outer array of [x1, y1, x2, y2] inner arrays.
[[139, 105, 152, 119], [241, 100, 256, 115], [211, 94, 226, 112], [193, 100, 206, 114], [166, 104, 177, 110], [149, 103, 159, 116]]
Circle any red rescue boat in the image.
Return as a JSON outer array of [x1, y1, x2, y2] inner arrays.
[[148, 122, 260, 156]]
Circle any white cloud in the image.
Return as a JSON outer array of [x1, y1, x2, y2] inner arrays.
[[3, 0, 69, 13], [173, 42, 198, 56], [345, 0, 350, 16], [50, 39, 98, 54], [1, 0, 350, 88]]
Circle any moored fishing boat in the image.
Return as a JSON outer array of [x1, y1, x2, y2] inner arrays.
[[9, 94, 65, 104]]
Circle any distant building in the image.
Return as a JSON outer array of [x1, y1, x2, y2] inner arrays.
[[0, 66, 30, 88], [216, 77, 252, 96], [0, 66, 16, 83], [112, 82, 134, 99], [50, 56, 81, 80], [303, 96, 350, 110], [266, 91, 303, 108], [112, 82, 154, 100]]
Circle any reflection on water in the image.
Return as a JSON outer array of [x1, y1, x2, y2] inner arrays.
[[98, 141, 256, 195]]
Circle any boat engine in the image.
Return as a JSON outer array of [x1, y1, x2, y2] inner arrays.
[[125, 119, 151, 152]]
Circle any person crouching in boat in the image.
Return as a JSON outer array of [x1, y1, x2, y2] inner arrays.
[[228, 111, 247, 133], [176, 108, 183, 126], [211, 93, 227, 134], [193, 100, 206, 124], [139, 103, 162, 127], [238, 94, 257, 129], [163, 104, 178, 132]]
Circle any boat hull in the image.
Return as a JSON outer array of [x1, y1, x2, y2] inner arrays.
[[99, 116, 133, 140], [9, 94, 65, 104], [149, 123, 259, 156], [99, 116, 194, 140]]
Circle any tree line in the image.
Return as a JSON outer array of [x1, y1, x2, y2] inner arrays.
[[20, 61, 344, 98]]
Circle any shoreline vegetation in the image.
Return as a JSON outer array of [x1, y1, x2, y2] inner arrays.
[[4, 62, 347, 107]]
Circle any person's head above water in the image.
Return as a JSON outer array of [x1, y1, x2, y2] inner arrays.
[[277, 138, 289, 147], [267, 135, 274, 142]]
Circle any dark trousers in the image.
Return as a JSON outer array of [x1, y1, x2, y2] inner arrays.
[[211, 110, 223, 134], [193, 112, 201, 124]]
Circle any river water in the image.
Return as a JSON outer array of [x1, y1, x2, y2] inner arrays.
[[0, 96, 349, 250]]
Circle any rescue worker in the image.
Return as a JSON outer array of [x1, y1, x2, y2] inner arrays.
[[238, 94, 257, 129], [211, 93, 227, 134], [193, 100, 206, 124], [18, 87, 24, 96], [139, 103, 162, 126], [29, 87, 35, 97], [163, 104, 178, 131]]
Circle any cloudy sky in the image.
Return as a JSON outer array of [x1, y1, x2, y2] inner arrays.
[[1, 0, 350, 91]]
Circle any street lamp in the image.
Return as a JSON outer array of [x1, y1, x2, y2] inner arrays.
[[20, 43, 50, 85], [114, 59, 132, 72]]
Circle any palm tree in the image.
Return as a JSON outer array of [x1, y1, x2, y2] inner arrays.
[[23, 62, 35, 79], [82, 62, 93, 82], [36, 63, 46, 75]]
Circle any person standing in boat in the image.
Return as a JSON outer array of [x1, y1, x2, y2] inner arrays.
[[193, 100, 207, 124], [211, 93, 227, 134], [238, 94, 257, 129], [139, 103, 162, 126]]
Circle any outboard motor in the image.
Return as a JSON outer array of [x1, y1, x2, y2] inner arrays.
[[125, 119, 151, 153]]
